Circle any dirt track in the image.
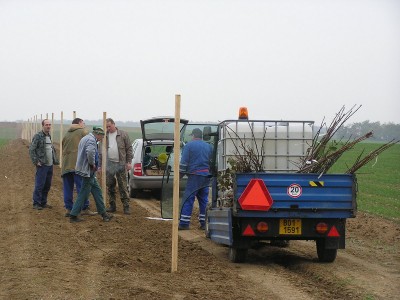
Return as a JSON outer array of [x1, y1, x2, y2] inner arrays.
[[0, 139, 399, 299]]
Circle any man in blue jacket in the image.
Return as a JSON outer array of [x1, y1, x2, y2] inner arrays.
[[69, 126, 113, 223], [179, 128, 213, 230]]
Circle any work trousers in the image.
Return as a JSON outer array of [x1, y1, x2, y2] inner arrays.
[[32, 165, 53, 206], [106, 161, 129, 207], [62, 172, 89, 211], [179, 175, 210, 227], [70, 174, 106, 217]]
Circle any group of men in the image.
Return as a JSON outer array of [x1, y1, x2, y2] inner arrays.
[[29, 118, 213, 230], [29, 118, 132, 223]]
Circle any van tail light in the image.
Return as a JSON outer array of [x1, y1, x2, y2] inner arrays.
[[133, 163, 143, 176]]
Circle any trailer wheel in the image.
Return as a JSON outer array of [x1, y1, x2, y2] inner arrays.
[[270, 240, 290, 248], [229, 247, 248, 263], [316, 239, 337, 263]]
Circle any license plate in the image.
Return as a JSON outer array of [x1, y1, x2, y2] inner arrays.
[[279, 219, 302, 235]]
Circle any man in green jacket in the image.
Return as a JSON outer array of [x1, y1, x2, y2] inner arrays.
[[61, 118, 96, 217]]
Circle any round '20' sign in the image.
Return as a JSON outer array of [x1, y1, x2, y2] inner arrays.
[[287, 183, 302, 198]]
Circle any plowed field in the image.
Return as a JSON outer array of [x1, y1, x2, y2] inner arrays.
[[0, 139, 399, 299]]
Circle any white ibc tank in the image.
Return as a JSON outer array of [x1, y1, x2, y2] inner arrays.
[[218, 120, 313, 172]]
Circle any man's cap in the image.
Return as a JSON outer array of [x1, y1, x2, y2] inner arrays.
[[190, 128, 202, 138], [92, 126, 105, 135]]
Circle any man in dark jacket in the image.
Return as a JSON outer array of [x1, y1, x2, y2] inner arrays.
[[61, 118, 95, 217], [29, 119, 59, 210]]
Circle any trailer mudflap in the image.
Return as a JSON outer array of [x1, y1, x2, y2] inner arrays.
[[207, 208, 233, 246]]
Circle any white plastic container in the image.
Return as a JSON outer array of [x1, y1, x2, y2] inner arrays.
[[217, 120, 314, 172]]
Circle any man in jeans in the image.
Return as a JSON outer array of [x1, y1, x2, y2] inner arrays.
[[29, 119, 59, 210], [103, 118, 133, 215], [179, 128, 213, 230], [69, 127, 113, 223], [61, 118, 95, 217]]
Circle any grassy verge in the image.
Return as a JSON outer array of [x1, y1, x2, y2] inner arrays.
[[0, 138, 9, 148], [329, 143, 400, 223]]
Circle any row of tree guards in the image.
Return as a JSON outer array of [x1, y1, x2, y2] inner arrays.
[[21, 96, 183, 272]]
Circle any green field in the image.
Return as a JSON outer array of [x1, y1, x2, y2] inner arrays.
[[329, 143, 400, 222], [0, 138, 8, 147]]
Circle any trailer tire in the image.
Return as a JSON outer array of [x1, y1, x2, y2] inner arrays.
[[270, 240, 290, 248], [316, 239, 337, 263], [229, 247, 248, 263]]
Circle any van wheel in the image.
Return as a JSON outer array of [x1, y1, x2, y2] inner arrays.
[[316, 239, 337, 263], [129, 187, 138, 198], [153, 189, 162, 200], [228, 247, 248, 263]]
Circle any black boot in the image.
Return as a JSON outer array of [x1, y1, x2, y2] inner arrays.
[[123, 205, 130, 215], [106, 202, 116, 213], [70, 215, 84, 223], [102, 212, 113, 222]]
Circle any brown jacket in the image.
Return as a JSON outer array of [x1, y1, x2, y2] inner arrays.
[[101, 128, 133, 166]]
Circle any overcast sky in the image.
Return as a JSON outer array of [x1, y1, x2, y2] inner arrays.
[[1, 0, 399, 125]]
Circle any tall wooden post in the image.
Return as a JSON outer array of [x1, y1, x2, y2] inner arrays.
[[171, 94, 181, 272], [73, 111, 76, 119], [51, 113, 54, 138], [101, 112, 107, 204], [31, 117, 34, 141], [59, 111, 64, 169]]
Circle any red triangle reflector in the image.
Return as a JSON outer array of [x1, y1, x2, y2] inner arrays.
[[327, 226, 340, 237], [238, 179, 273, 211], [242, 224, 255, 236]]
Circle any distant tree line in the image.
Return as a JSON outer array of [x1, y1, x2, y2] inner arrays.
[[334, 121, 400, 141]]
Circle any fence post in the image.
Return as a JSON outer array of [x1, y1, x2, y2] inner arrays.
[[101, 112, 107, 204], [171, 94, 181, 272], [59, 111, 63, 169]]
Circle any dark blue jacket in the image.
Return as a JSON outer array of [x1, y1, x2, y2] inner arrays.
[[180, 139, 212, 176]]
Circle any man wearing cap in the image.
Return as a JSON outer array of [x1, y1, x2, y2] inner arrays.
[[69, 126, 113, 223], [179, 128, 213, 230], [103, 118, 133, 215]]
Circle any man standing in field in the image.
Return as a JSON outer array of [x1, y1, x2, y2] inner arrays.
[[102, 118, 133, 215], [179, 128, 213, 230], [61, 118, 96, 217], [29, 119, 59, 210], [69, 126, 113, 223]]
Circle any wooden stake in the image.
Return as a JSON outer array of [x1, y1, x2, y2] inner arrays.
[[51, 113, 54, 138], [101, 112, 107, 204], [59, 111, 64, 169], [171, 94, 181, 272]]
